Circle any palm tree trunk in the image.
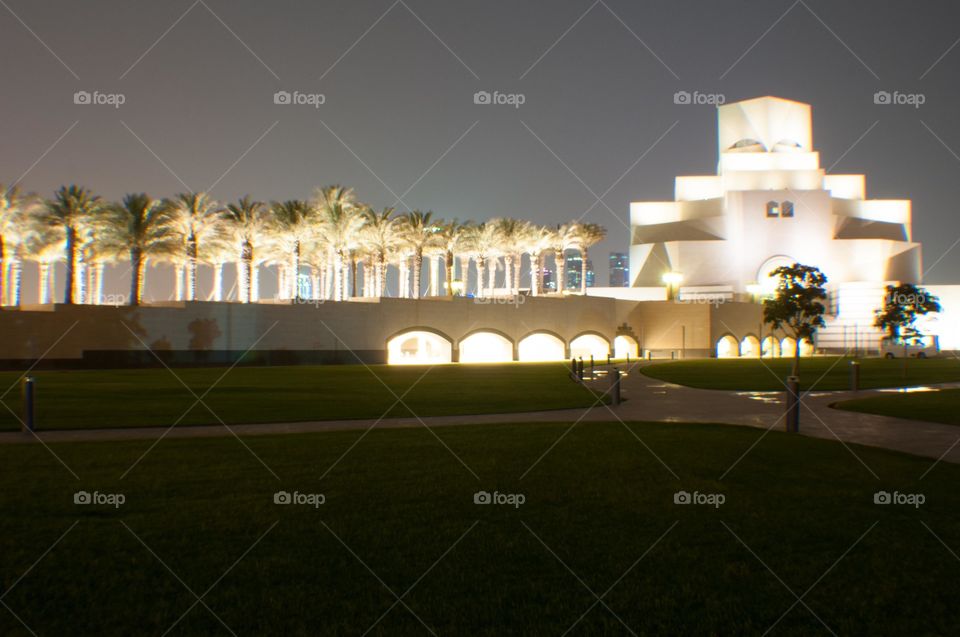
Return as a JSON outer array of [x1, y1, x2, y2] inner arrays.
[[446, 252, 455, 296], [529, 254, 537, 297], [291, 242, 301, 300], [413, 250, 423, 299], [251, 261, 260, 302], [514, 253, 522, 293], [94, 262, 105, 305], [539, 253, 546, 293], [310, 266, 320, 300], [64, 226, 76, 304], [212, 263, 223, 302], [75, 252, 86, 304], [174, 264, 184, 301], [333, 251, 344, 301], [376, 254, 385, 298], [130, 248, 142, 305], [39, 262, 51, 304], [186, 239, 198, 302], [504, 255, 513, 295], [475, 257, 485, 299], [487, 260, 496, 296], [0, 236, 5, 306], [580, 247, 588, 295], [554, 250, 565, 294], [10, 257, 21, 306]]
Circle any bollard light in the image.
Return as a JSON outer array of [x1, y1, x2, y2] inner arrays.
[[22, 376, 35, 432]]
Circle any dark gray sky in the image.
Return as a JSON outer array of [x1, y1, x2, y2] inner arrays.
[[4, 0, 960, 289]]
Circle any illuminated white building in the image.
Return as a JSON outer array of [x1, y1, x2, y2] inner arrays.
[[625, 96, 960, 352], [630, 96, 920, 293]]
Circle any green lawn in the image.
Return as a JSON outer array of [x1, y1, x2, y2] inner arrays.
[[0, 421, 956, 635], [0, 363, 596, 431], [835, 388, 960, 425], [642, 356, 960, 391]]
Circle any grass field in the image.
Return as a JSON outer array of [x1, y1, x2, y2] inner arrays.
[[641, 356, 960, 391], [0, 421, 957, 635], [835, 388, 960, 426], [0, 363, 597, 431]]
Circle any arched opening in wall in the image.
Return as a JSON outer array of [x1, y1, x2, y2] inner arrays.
[[716, 335, 739, 358], [740, 335, 760, 358], [780, 337, 796, 358], [799, 338, 814, 357], [387, 330, 453, 365], [569, 334, 610, 360], [459, 331, 514, 363], [761, 336, 779, 358], [614, 335, 639, 359], [518, 333, 565, 362]]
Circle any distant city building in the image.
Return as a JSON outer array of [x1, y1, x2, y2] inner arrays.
[[564, 253, 594, 290], [609, 252, 629, 287]]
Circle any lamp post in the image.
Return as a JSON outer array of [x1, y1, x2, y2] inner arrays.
[[662, 271, 683, 301]]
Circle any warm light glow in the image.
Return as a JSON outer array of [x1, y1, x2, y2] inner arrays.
[[739, 335, 760, 357], [569, 334, 610, 359], [387, 331, 453, 365], [614, 335, 639, 359], [662, 272, 683, 285], [518, 333, 565, 362], [459, 332, 513, 363], [716, 335, 739, 358]]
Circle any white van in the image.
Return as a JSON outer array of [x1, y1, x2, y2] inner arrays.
[[880, 335, 939, 359]]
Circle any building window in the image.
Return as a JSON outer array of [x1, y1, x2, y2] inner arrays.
[[766, 201, 779, 217], [781, 201, 794, 217]]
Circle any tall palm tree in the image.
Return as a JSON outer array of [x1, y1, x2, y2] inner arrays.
[[103, 193, 170, 305], [435, 219, 469, 297], [550, 223, 579, 294], [575, 222, 606, 294], [396, 210, 438, 300], [25, 221, 63, 304], [162, 192, 222, 302], [224, 196, 270, 303], [0, 186, 42, 306], [360, 207, 398, 298], [313, 185, 365, 301], [271, 199, 314, 300], [44, 185, 102, 304], [494, 217, 532, 294], [464, 221, 502, 299], [526, 225, 553, 297]]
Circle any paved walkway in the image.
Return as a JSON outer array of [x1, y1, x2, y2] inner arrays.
[[2, 363, 959, 466]]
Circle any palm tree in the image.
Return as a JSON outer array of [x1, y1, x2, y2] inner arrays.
[[0, 186, 42, 306], [26, 223, 64, 304], [435, 219, 469, 297], [314, 185, 365, 301], [396, 210, 439, 299], [463, 221, 502, 299], [102, 194, 170, 305], [360, 207, 398, 298], [526, 225, 553, 297], [550, 223, 579, 294], [575, 222, 606, 294], [162, 192, 222, 302], [494, 218, 533, 294], [224, 196, 270, 303], [44, 185, 102, 304], [271, 200, 314, 300]]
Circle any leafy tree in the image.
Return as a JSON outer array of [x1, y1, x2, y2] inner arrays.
[[875, 283, 941, 361], [762, 263, 828, 377]]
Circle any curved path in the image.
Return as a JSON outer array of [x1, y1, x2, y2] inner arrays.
[[1, 363, 959, 466]]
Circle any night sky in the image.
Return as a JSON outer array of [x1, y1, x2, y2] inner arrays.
[[4, 0, 960, 297]]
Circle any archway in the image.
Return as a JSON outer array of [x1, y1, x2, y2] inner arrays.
[[716, 335, 739, 358], [780, 337, 796, 358], [518, 333, 565, 362], [761, 336, 779, 358], [799, 338, 814, 357], [387, 330, 453, 365], [569, 333, 610, 360], [740, 335, 760, 358], [459, 331, 514, 363], [614, 335, 639, 359]]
